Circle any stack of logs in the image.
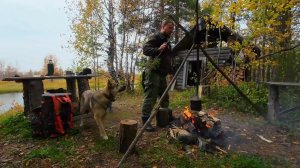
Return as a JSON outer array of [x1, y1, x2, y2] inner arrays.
[[181, 110, 223, 139]]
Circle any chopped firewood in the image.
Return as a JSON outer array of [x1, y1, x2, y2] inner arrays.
[[198, 111, 206, 116], [292, 141, 300, 145], [227, 144, 231, 150], [215, 146, 227, 154], [257, 134, 273, 143]]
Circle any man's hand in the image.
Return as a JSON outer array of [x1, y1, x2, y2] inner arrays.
[[159, 42, 168, 51]]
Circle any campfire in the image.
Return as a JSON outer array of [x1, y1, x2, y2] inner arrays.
[[169, 107, 226, 153], [182, 107, 222, 138]]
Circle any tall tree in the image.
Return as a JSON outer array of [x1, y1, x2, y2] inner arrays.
[[67, 0, 104, 75], [104, 0, 118, 82]]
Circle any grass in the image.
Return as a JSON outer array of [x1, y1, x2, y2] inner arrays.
[[169, 88, 196, 109], [0, 102, 23, 123], [93, 135, 119, 152], [24, 138, 77, 164], [0, 111, 32, 139], [0, 92, 292, 167], [0, 81, 23, 94], [138, 134, 273, 168], [203, 82, 268, 115]]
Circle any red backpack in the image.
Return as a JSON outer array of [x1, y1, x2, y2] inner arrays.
[[31, 93, 74, 137]]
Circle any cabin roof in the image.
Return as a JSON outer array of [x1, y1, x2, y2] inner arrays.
[[172, 18, 244, 53]]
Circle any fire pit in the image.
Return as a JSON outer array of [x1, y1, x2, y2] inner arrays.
[[169, 107, 227, 153]]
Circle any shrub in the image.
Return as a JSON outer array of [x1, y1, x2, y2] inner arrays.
[[204, 82, 268, 115]]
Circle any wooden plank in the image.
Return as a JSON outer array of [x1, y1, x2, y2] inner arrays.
[[266, 82, 300, 87], [2, 74, 98, 81], [177, 53, 231, 57], [176, 48, 231, 54]]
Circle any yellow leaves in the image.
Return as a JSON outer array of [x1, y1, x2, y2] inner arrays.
[[230, 41, 242, 52]]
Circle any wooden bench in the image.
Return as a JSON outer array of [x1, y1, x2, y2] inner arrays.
[[266, 82, 300, 121], [2, 75, 97, 116]]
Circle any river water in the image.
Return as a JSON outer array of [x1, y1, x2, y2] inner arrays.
[[0, 92, 23, 114]]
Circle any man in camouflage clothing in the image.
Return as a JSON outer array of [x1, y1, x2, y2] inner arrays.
[[141, 20, 175, 132]]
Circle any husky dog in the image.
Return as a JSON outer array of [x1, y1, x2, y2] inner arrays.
[[80, 80, 125, 140]]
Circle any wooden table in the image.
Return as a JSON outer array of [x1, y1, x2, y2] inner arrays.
[[266, 82, 300, 121], [2, 75, 96, 115]]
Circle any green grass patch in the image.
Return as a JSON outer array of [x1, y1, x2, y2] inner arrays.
[[25, 138, 76, 164], [0, 112, 32, 139], [0, 103, 23, 122], [0, 81, 23, 93], [93, 136, 118, 152], [169, 88, 195, 109]]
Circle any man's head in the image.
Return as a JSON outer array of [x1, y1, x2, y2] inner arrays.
[[160, 20, 175, 37]]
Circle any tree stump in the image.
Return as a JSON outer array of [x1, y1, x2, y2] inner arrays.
[[119, 119, 138, 153], [156, 108, 170, 128]]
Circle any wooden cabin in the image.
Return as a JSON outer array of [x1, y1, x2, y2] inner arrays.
[[172, 18, 260, 89], [173, 47, 233, 89]]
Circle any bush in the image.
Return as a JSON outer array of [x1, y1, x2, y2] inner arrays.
[[204, 82, 268, 115]]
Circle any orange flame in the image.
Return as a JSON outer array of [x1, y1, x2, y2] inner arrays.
[[183, 106, 194, 123], [183, 106, 192, 119], [206, 123, 211, 128]]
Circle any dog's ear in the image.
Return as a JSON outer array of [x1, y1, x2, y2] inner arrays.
[[107, 79, 112, 89], [107, 79, 117, 89]]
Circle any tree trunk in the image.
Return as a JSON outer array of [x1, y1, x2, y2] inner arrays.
[[106, 0, 118, 82]]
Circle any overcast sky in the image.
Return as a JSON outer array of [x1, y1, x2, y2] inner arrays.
[[0, 0, 75, 72]]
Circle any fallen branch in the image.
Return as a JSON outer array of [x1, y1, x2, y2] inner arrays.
[[258, 44, 300, 60], [215, 145, 228, 154], [257, 134, 273, 143]]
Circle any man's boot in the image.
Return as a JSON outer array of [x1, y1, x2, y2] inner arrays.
[[142, 116, 155, 132]]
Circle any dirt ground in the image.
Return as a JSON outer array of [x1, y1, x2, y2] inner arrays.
[[1, 95, 300, 167]]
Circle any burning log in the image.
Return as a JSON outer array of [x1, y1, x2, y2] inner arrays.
[[168, 107, 227, 153], [182, 107, 223, 139]]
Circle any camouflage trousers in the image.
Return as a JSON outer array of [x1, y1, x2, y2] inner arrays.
[[141, 70, 169, 117]]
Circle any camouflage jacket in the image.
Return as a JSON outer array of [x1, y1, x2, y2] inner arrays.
[[142, 32, 174, 76]]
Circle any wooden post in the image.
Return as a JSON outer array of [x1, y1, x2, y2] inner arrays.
[[268, 85, 279, 121], [119, 119, 138, 153], [66, 78, 77, 102], [156, 108, 170, 127], [77, 78, 90, 100], [22, 79, 44, 116]]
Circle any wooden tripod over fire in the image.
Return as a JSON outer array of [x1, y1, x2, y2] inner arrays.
[[117, 0, 261, 166]]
